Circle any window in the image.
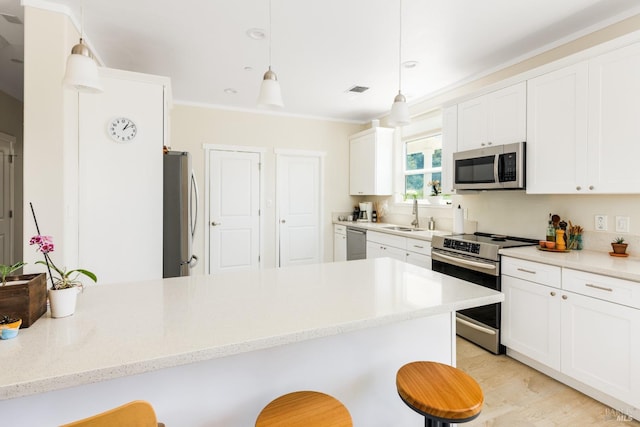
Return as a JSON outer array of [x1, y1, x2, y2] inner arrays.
[[404, 134, 442, 199]]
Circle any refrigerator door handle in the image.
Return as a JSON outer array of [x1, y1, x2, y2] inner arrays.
[[190, 170, 199, 239]]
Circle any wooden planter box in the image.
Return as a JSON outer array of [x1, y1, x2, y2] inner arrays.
[[0, 273, 47, 328]]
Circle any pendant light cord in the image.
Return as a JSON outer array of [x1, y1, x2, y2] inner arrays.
[[268, 0, 272, 68], [398, 0, 403, 93], [80, 0, 84, 40]]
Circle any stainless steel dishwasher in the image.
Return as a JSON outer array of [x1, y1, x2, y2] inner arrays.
[[346, 227, 367, 260]]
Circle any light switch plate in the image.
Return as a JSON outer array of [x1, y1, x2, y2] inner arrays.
[[595, 215, 607, 231], [615, 216, 630, 233]]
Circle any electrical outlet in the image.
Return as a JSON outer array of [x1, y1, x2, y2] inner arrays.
[[595, 215, 607, 231], [616, 216, 630, 233]]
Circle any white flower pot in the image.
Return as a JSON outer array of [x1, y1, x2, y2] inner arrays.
[[48, 287, 78, 318]]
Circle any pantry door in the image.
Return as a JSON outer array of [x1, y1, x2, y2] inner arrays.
[[276, 150, 324, 268], [208, 149, 262, 274]]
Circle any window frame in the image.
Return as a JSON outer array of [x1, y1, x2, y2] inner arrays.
[[403, 133, 443, 201]]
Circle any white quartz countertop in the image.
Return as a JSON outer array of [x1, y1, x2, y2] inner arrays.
[[334, 221, 450, 241], [0, 258, 502, 400], [500, 246, 640, 283]]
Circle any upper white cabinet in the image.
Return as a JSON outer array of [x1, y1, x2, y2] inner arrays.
[[349, 127, 394, 195], [527, 42, 640, 194], [587, 42, 640, 193], [526, 62, 589, 194], [457, 82, 526, 152], [441, 105, 457, 194]]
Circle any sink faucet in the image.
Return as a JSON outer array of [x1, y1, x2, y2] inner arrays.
[[411, 198, 419, 228]]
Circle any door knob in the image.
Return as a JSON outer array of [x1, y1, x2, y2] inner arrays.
[[211, 221, 221, 226], [281, 219, 286, 224]]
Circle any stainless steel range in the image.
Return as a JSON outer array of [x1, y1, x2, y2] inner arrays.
[[431, 232, 538, 354]]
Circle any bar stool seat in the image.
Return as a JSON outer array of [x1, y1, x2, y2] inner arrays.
[[255, 390, 352, 427], [396, 361, 483, 426]]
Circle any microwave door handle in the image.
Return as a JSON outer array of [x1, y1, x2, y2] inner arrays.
[[493, 154, 500, 183]]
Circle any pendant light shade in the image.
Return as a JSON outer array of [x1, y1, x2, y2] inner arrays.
[[257, 0, 283, 108], [389, 91, 410, 127], [62, 3, 102, 93], [62, 39, 102, 93], [388, 0, 409, 127], [257, 66, 283, 108]]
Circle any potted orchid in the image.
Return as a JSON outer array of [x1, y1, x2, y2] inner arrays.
[[30, 235, 97, 318]]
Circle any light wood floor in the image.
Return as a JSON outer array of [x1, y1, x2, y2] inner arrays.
[[456, 337, 639, 426]]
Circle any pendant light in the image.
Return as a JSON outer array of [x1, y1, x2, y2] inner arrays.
[[62, 2, 102, 93], [257, 0, 283, 108], [388, 0, 410, 127]]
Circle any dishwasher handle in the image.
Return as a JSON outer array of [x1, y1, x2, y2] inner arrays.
[[346, 228, 367, 235]]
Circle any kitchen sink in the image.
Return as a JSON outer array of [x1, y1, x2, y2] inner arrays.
[[382, 226, 426, 232]]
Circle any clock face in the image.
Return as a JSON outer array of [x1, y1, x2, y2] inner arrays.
[[108, 117, 138, 142]]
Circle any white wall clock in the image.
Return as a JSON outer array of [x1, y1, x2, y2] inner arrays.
[[108, 117, 138, 142]]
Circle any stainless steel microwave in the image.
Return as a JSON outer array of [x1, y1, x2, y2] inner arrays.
[[453, 142, 525, 191]]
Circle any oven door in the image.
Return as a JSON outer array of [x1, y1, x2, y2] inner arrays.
[[432, 249, 504, 354]]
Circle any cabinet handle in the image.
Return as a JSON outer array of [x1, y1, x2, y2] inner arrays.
[[576, 186, 581, 191], [562, 295, 568, 300], [481, 143, 486, 147], [589, 185, 594, 190], [585, 283, 613, 292], [413, 245, 424, 249], [517, 268, 536, 274], [487, 141, 492, 145], [211, 221, 222, 226], [550, 291, 556, 296]]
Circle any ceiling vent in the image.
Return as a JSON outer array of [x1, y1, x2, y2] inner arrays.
[[346, 85, 369, 94]]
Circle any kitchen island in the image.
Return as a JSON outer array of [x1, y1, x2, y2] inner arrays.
[[0, 258, 502, 426]]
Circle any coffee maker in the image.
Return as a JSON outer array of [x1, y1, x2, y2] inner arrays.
[[358, 202, 373, 222]]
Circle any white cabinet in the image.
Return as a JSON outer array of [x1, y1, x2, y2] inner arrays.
[[526, 62, 588, 194], [457, 82, 526, 152], [333, 225, 347, 262], [441, 105, 457, 194], [349, 127, 394, 195], [366, 232, 432, 269], [502, 257, 640, 410], [587, 42, 640, 193], [366, 231, 406, 261], [501, 258, 562, 369], [527, 42, 640, 194], [405, 238, 431, 269], [561, 289, 640, 408]]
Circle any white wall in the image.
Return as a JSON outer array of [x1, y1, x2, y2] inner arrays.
[[169, 105, 363, 271], [23, 6, 80, 272]]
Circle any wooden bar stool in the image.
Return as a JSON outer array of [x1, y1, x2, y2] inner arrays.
[[255, 390, 352, 427], [396, 361, 483, 427]]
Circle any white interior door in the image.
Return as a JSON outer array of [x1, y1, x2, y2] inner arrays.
[[277, 152, 323, 267], [209, 150, 260, 274], [0, 134, 14, 265]]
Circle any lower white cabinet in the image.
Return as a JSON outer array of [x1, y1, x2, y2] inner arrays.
[[366, 232, 406, 261], [502, 257, 640, 411], [366, 231, 432, 269], [333, 225, 347, 262], [502, 275, 561, 370], [405, 238, 432, 269]]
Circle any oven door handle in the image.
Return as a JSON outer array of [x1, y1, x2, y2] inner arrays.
[[432, 252, 497, 270], [457, 317, 497, 335]]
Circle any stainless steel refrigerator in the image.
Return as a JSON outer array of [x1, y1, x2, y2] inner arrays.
[[163, 151, 199, 277]]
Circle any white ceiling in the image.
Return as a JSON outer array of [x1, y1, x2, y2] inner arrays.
[[3, 0, 640, 122]]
